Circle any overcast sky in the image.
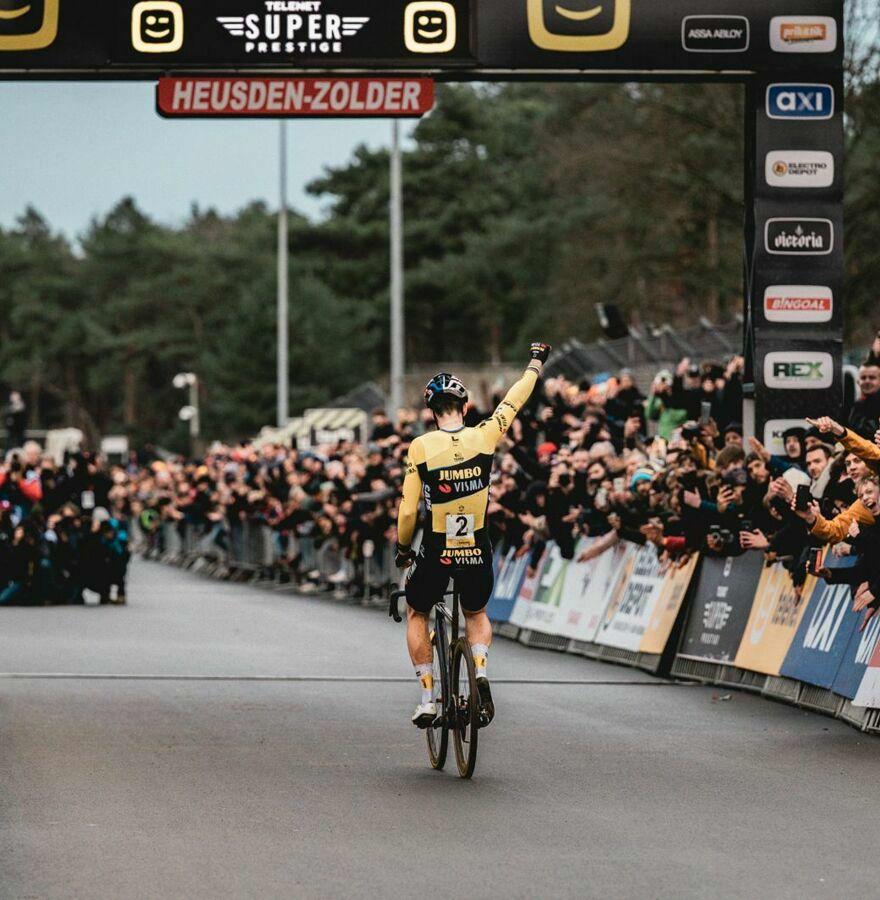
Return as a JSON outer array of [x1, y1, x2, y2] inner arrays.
[[0, 81, 402, 239]]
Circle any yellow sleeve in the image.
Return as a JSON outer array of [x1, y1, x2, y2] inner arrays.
[[810, 500, 875, 544], [477, 368, 539, 453], [397, 439, 424, 548], [842, 429, 880, 464]]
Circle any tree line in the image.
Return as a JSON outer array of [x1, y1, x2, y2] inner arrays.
[[1, 21, 878, 448]]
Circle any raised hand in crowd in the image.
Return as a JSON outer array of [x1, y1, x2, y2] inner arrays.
[[806, 416, 846, 438]]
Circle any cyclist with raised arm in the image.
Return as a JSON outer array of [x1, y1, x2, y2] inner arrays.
[[396, 342, 552, 728]]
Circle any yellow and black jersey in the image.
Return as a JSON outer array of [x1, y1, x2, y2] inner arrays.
[[397, 369, 539, 562]]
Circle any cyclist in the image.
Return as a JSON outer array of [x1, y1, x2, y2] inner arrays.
[[396, 342, 552, 728]]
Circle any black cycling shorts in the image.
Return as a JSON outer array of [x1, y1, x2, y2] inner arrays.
[[405, 547, 495, 615]]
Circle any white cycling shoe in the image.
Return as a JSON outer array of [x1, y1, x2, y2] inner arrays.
[[411, 701, 437, 729]]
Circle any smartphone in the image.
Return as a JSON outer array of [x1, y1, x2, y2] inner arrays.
[[613, 477, 624, 492], [700, 401, 712, 426], [795, 484, 812, 512], [808, 546, 822, 576]]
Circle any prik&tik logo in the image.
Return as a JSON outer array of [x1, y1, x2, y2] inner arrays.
[[770, 16, 837, 54], [681, 15, 749, 53], [0, 0, 58, 50], [764, 352, 833, 390], [765, 151, 834, 189], [766, 84, 834, 120], [218, 1, 369, 55], [527, 0, 631, 52], [765, 218, 833, 256], [763, 286, 833, 324]]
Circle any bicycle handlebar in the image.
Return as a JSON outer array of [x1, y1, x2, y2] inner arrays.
[[389, 588, 406, 623]]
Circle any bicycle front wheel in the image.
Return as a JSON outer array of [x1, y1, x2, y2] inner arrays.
[[451, 639, 479, 779], [426, 620, 449, 770]]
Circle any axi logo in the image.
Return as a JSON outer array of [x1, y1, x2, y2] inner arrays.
[[764, 352, 833, 390], [766, 84, 834, 120], [527, 0, 631, 52], [765, 218, 833, 256], [0, 0, 58, 50]]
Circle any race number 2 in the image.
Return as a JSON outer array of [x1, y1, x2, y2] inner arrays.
[[445, 513, 475, 548]]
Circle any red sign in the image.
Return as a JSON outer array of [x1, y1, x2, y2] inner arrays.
[[157, 77, 435, 118]]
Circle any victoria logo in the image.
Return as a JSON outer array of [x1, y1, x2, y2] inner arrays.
[[681, 15, 749, 52], [766, 84, 834, 120], [765, 218, 833, 256], [764, 352, 834, 390], [217, 2, 370, 55], [770, 15, 837, 53], [765, 151, 834, 189], [764, 286, 833, 324]]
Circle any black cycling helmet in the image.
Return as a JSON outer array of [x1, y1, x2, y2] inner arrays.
[[424, 372, 468, 411]]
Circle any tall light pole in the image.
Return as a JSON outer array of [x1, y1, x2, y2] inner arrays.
[[277, 120, 290, 428], [389, 120, 405, 418], [173, 372, 200, 456]]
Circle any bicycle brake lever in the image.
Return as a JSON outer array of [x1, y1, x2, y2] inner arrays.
[[389, 588, 405, 623]]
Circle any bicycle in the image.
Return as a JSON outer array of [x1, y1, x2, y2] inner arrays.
[[390, 584, 486, 779]]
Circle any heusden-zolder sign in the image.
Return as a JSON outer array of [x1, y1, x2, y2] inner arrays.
[[0, 0, 843, 78]]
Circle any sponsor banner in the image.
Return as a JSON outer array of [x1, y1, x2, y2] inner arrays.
[[833, 606, 880, 701], [763, 286, 833, 324], [678, 553, 763, 663], [157, 77, 434, 117], [781, 556, 860, 690], [734, 562, 815, 676], [508, 543, 562, 630], [765, 151, 834, 189], [486, 546, 529, 623], [770, 16, 837, 54], [596, 543, 665, 651], [681, 16, 749, 53], [764, 217, 833, 256], [763, 419, 807, 456], [640, 553, 700, 655], [853, 658, 880, 710], [766, 83, 835, 120], [763, 352, 833, 390]]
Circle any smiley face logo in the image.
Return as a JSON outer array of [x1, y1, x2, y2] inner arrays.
[[527, 0, 631, 52], [0, 0, 59, 51], [131, 0, 183, 53], [404, 1, 456, 54]]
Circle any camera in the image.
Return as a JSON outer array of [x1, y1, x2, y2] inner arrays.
[[558, 473, 571, 488], [722, 468, 748, 488]]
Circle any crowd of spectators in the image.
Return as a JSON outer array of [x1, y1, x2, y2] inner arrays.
[[3, 334, 880, 616]]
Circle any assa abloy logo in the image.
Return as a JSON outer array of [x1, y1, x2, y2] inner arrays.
[[766, 84, 834, 120], [764, 352, 833, 390], [764, 286, 833, 324], [682, 16, 749, 52], [765, 218, 833, 256]]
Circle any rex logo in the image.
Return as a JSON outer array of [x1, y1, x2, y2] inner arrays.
[[527, 0, 631, 52], [0, 0, 58, 50]]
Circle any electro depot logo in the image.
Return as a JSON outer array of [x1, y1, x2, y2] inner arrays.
[[0, 0, 59, 50], [765, 151, 834, 189], [528, 0, 631, 52], [764, 352, 833, 390]]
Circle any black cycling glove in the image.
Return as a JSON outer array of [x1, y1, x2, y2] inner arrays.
[[529, 342, 552, 364]]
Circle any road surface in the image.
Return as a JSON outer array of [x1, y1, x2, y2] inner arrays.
[[1, 561, 876, 899]]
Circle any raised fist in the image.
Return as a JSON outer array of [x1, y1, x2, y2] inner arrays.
[[529, 342, 552, 364]]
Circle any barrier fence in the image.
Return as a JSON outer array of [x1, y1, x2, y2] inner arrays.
[[145, 522, 880, 735]]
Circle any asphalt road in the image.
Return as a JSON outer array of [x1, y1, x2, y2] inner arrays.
[[1, 561, 877, 900]]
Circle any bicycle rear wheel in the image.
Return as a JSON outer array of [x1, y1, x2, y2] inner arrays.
[[451, 639, 479, 779], [426, 620, 449, 770]]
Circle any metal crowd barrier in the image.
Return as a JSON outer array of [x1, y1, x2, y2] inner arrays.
[[145, 517, 400, 601]]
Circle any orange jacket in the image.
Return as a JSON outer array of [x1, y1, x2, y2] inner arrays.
[[810, 499, 875, 544]]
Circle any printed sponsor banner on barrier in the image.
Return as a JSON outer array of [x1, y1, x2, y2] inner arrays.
[[780, 555, 859, 690], [678, 553, 763, 663], [734, 562, 815, 676], [853, 637, 880, 708], [596, 543, 664, 651], [553, 538, 629, 642], [485, 546, 529, 623], [510, 543, 567, 631], [833, 608, 880, 700], [640, 553, 700, 655]]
